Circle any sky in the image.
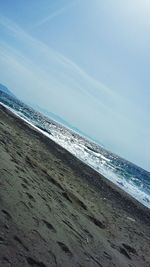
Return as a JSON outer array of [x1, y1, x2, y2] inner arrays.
[[0, 0, 150, 171]]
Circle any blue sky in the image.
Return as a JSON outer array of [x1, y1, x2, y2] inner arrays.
[[0, 0, 150, 171]]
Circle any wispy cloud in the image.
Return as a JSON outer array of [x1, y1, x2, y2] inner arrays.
[[0, 14, 144, 126], [1, 14, 145, 119], [34, 1, 76, 28], [1, 14, 148, 169], [0, 14, 115, 99]]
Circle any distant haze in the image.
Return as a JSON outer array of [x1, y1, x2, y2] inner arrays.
[[0, 0, 150, 171]]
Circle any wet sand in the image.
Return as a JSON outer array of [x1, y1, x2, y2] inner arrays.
[[0, 103, 150, 267]]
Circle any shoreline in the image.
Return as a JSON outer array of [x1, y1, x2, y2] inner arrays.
[[0, 103, 150, 266], [1, 101, 150, 210], [1, 103, 150, 216]]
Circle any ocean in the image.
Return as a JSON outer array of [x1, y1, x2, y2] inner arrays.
[[0, 92, 150, 208]]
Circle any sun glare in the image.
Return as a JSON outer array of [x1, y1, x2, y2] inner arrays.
[[124, 0, 150, 20]]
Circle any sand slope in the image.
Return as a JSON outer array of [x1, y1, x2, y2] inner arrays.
[[0, 104, 150, 267]]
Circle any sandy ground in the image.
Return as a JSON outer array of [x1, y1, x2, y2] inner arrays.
[[0, 104, 150, 267]]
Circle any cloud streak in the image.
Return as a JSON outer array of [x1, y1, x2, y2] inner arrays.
[[0, 15, 116, 100], [34, 1, 76, 28]]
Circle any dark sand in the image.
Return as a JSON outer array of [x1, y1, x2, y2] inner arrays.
[[0, 104, 150, 267]]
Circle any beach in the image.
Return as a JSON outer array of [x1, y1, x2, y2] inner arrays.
[[0, 103, 150, 267]]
